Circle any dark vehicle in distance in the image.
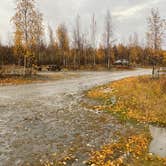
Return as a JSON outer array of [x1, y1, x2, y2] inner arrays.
[[47, 65, 62, 71], [33, 65, 42, 71]]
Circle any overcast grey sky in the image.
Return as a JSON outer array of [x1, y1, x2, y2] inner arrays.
[[0, 0, 165, 47]]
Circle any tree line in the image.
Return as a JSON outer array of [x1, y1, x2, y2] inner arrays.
[[0, 0, 166, 72]]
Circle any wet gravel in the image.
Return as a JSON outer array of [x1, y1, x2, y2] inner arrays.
[[0, 69, 151, 165]]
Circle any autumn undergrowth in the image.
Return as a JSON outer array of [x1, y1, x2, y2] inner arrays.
[[87, 76, 166, 127], [0, 72, 79, 86], [86, 75, 166, 166]]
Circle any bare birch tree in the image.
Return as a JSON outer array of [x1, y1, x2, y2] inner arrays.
[[48, 25, 55, 47], [146, 8, 166, 75], [147, 8, 166, 51], [73, 14, 82, 68], [104, 10, 113, 69], [56, 24, 69, 67], [90, 13, 97, 66]]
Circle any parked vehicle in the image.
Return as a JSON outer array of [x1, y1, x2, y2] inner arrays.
[[47, 65, 61, 71], [114, 59, 129, 66], [33, 65, 42, 71]]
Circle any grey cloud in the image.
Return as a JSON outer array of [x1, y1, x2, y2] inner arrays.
[[0, 0, 165, 47]]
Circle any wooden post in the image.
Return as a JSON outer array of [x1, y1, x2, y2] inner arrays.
[[152, 65, 155, 78]]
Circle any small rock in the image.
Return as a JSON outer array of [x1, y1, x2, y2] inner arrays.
[[82, 161, 87, 164], [63, 161, 67, 165], [91, 164, 96, 166]]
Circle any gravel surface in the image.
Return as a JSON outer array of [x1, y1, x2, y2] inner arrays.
[[0, 69, 151, 165]]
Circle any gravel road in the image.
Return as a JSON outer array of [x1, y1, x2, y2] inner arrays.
[[0, 69, 151, 165]]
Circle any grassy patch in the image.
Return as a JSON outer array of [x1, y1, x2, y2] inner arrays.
[[0, 72, 79, 86], [87, 76, 166, 127], [86, 76, 166, 165], [88, 133, 166, 166], [0, 75, 42, 85]]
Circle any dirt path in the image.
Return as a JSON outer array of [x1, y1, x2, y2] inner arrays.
[[0, 69, 151, 166]]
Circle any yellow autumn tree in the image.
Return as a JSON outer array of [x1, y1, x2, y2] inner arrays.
[[12, 0, 44, 75], [97, 44, 105, 64], [56, 24, 69, 67], [162, 51, 166, 65], [13, 29, 24, 65]]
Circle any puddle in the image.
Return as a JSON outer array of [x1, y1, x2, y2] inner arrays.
[[149, 125, 166, 157]]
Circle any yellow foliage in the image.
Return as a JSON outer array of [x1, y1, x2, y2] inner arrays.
[[86, 76, 166, 166], [89, 133, 166, 166], [87, 76, 166, 126]]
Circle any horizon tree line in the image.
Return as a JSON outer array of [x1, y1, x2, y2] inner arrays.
[[0, 0, 166, 73]]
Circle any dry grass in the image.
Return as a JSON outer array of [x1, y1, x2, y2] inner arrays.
[[87, 76, 166, 126], [0, 72, 79, 86], [86, 76, 166, 165]]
